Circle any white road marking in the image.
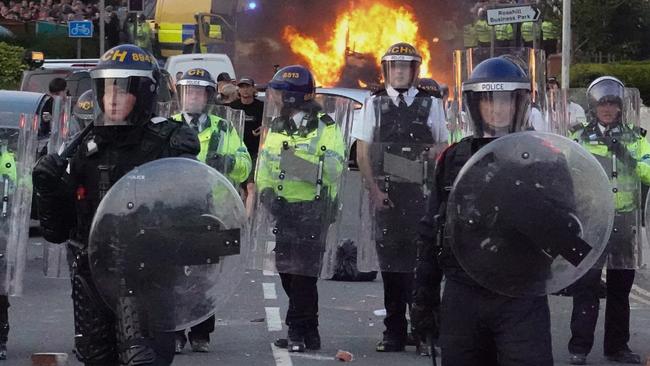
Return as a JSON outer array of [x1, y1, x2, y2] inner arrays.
[[265, 307, 283, 332], [263, 282, 278, 300], [271, 343, 293, 366]]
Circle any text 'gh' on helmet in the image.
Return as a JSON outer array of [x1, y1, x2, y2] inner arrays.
[[462, 56, 531, 137], [381, 42, 422, 92], [586, 76, 625, 126], [90, 44, 161, 126], [266, 65, 316, 114], [176, 68, 217, 115]]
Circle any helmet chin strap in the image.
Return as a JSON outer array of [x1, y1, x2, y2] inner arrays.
[[481, 123, 509, 137]]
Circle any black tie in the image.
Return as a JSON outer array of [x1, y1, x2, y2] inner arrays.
[[189, 114, 201, 129], [398, 93, 407, 108]]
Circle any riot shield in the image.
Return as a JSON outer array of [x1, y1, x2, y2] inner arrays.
[[564, 87, 645, 270], [47, 96, 72, 155], [248, 95, 352, 277], [452, 47, 548, 135], [0, 112, 39, 295], [356, 96, 448, 273], [88, 158, 247, 331], [446, 131, 614, 297]]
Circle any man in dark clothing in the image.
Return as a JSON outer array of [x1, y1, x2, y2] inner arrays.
[[32, 44, 199, 366], [228, 77, 263, 214], [104, 6, 120, 49]]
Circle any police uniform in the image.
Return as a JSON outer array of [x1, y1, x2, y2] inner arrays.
[[567, 77, 648, 364], [33, 44, 200, 366], [417, 57, 554, 366], [257, 65, 346, 353]]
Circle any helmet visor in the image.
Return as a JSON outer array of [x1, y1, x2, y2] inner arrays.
[[383, 60, 419, 90], [589, 79, 624, 106], [465, 90, 530, 137], [93, 78, 138, 126], [178, 84, 211, 115]]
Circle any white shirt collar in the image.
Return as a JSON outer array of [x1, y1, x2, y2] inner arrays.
[[386, 86, 419, 106], [291, 111, 307, 128]]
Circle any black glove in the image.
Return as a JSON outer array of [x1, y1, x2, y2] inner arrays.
[[605, 136, 637, 168], [33, 153, 67, 191], [206, 154, 236, 174]]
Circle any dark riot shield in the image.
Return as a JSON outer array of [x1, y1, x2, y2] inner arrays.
[[446, 131, 614, 297], [88, 158, 247, 331]]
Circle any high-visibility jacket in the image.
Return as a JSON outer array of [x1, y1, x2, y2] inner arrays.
[[463, 23, 478, 48], [256, 112, 345, 203], [572, 122, 650, 212], [172, 113, 251, 184]]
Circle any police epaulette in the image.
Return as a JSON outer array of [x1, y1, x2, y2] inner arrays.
[[145, 117, 176, 138], [634, 126, 647, 137], [319, 113, 336, 126], [372, 88, 387, 96]]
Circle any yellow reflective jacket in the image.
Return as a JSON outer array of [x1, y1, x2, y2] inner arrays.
[[463, 24, 478, 48], [475, 20, 491, 43], [572, 123, 650, 212], [256, 112, 345, 203], [172, 113, 252, 184]]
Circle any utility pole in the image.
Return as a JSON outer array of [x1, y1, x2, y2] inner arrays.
[[99, 0, 105, 56], [561, 0, 571, 89]]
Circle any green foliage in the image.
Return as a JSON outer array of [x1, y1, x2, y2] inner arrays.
[[571, 62, 650, 105], [0, 42, 26, 90], [0, 34, 99, 59]]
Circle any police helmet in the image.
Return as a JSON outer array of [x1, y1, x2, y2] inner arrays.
[[73, 90, 94, 128], [176, 68, 217, 115], [586, 76, 624, 125], [462, 56, 531, 137], [381, 42, 422, 91], [267, 65, 315, 111], [90, 44, 161, 126], [417, 78, 441, 98]]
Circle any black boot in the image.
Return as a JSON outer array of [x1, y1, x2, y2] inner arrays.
[[304, 328, 320, 350]]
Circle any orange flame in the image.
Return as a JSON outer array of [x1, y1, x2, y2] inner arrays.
[[283, 0, 432, 87]]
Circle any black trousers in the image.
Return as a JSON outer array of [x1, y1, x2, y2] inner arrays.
[[569, 268, 635, 355], [279, 273, 318, 335], [175, 315, 215, 342], [381, 271, 413, 343], [439, 279, 553, 366], [0, 295, 8, 343]]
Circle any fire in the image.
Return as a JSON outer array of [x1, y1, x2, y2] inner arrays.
[[283, 1, 432, 87]]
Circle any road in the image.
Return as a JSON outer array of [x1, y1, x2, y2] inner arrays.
[[4, 238, 650, 366]]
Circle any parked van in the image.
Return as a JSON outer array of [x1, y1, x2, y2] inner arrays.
[[164, 53, 235, 83]]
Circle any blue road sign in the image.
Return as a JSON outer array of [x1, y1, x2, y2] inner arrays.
[[68, 20, 93, 38]]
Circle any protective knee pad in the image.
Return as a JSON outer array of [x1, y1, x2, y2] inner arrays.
[[71, 274, 118, 364]]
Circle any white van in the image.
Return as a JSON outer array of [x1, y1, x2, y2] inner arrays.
[[164, 53, 235, 83]]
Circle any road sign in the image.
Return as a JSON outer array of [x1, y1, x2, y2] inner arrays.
[[487, 5, 541, 26], [68, 20, 93, 38]]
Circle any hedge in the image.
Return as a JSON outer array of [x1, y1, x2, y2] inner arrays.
[[571, 62, 650, 106], [0, 42, 26, 90]]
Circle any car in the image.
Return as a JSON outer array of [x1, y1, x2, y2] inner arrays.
[[164, 53, 235, 83], [19, 52, 98, 95]]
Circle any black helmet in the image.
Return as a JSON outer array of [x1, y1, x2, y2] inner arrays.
[[462, 56, 531, 137], [586, 76, 624, 125], [267, 65, 315, 112], [73, 89, 94, 127], [417, 78, 441, 97], [90, 44, 161, 126], [176, 68, 217, 114], [381, 42, 422, 91]]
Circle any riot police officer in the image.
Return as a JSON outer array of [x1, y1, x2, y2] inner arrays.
[[567, 77, 649, 365], [419, 57, 554, 365], [354, 42, 447, 353], [69, 90, 94, 138], [173, 68, 251, 185], [0, 129, 16, 360], [255, 65, 346, 352], [171, 68, 250, 353], [32, 44, 200, 366]]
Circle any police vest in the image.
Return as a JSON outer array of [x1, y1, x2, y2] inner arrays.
[[373, 90, 435, 144]]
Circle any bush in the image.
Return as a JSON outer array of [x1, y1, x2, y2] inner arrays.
[[0, 33, 99, 60], [571, 62, 650, 106], [0, 42, 26, 90]]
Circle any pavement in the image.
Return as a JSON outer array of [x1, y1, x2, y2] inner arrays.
[[3, 238, 650, 366]]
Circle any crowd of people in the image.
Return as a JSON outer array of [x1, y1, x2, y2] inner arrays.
[[0, 0, 98, 23]]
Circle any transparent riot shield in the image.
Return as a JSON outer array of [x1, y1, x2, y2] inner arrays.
[[446, 131, 614, 297], [0, 112, 39, 295], [47, 96, 72, 155], [355, 96, 448, 273], [248, 95, 352, 277], [43, 96, 73, 279], [564, 87, 645, 270], [88, 158, 247, 331], [452, 47, 547, 135]]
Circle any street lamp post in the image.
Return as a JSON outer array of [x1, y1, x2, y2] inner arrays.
[[561, 0, 571, 89]]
